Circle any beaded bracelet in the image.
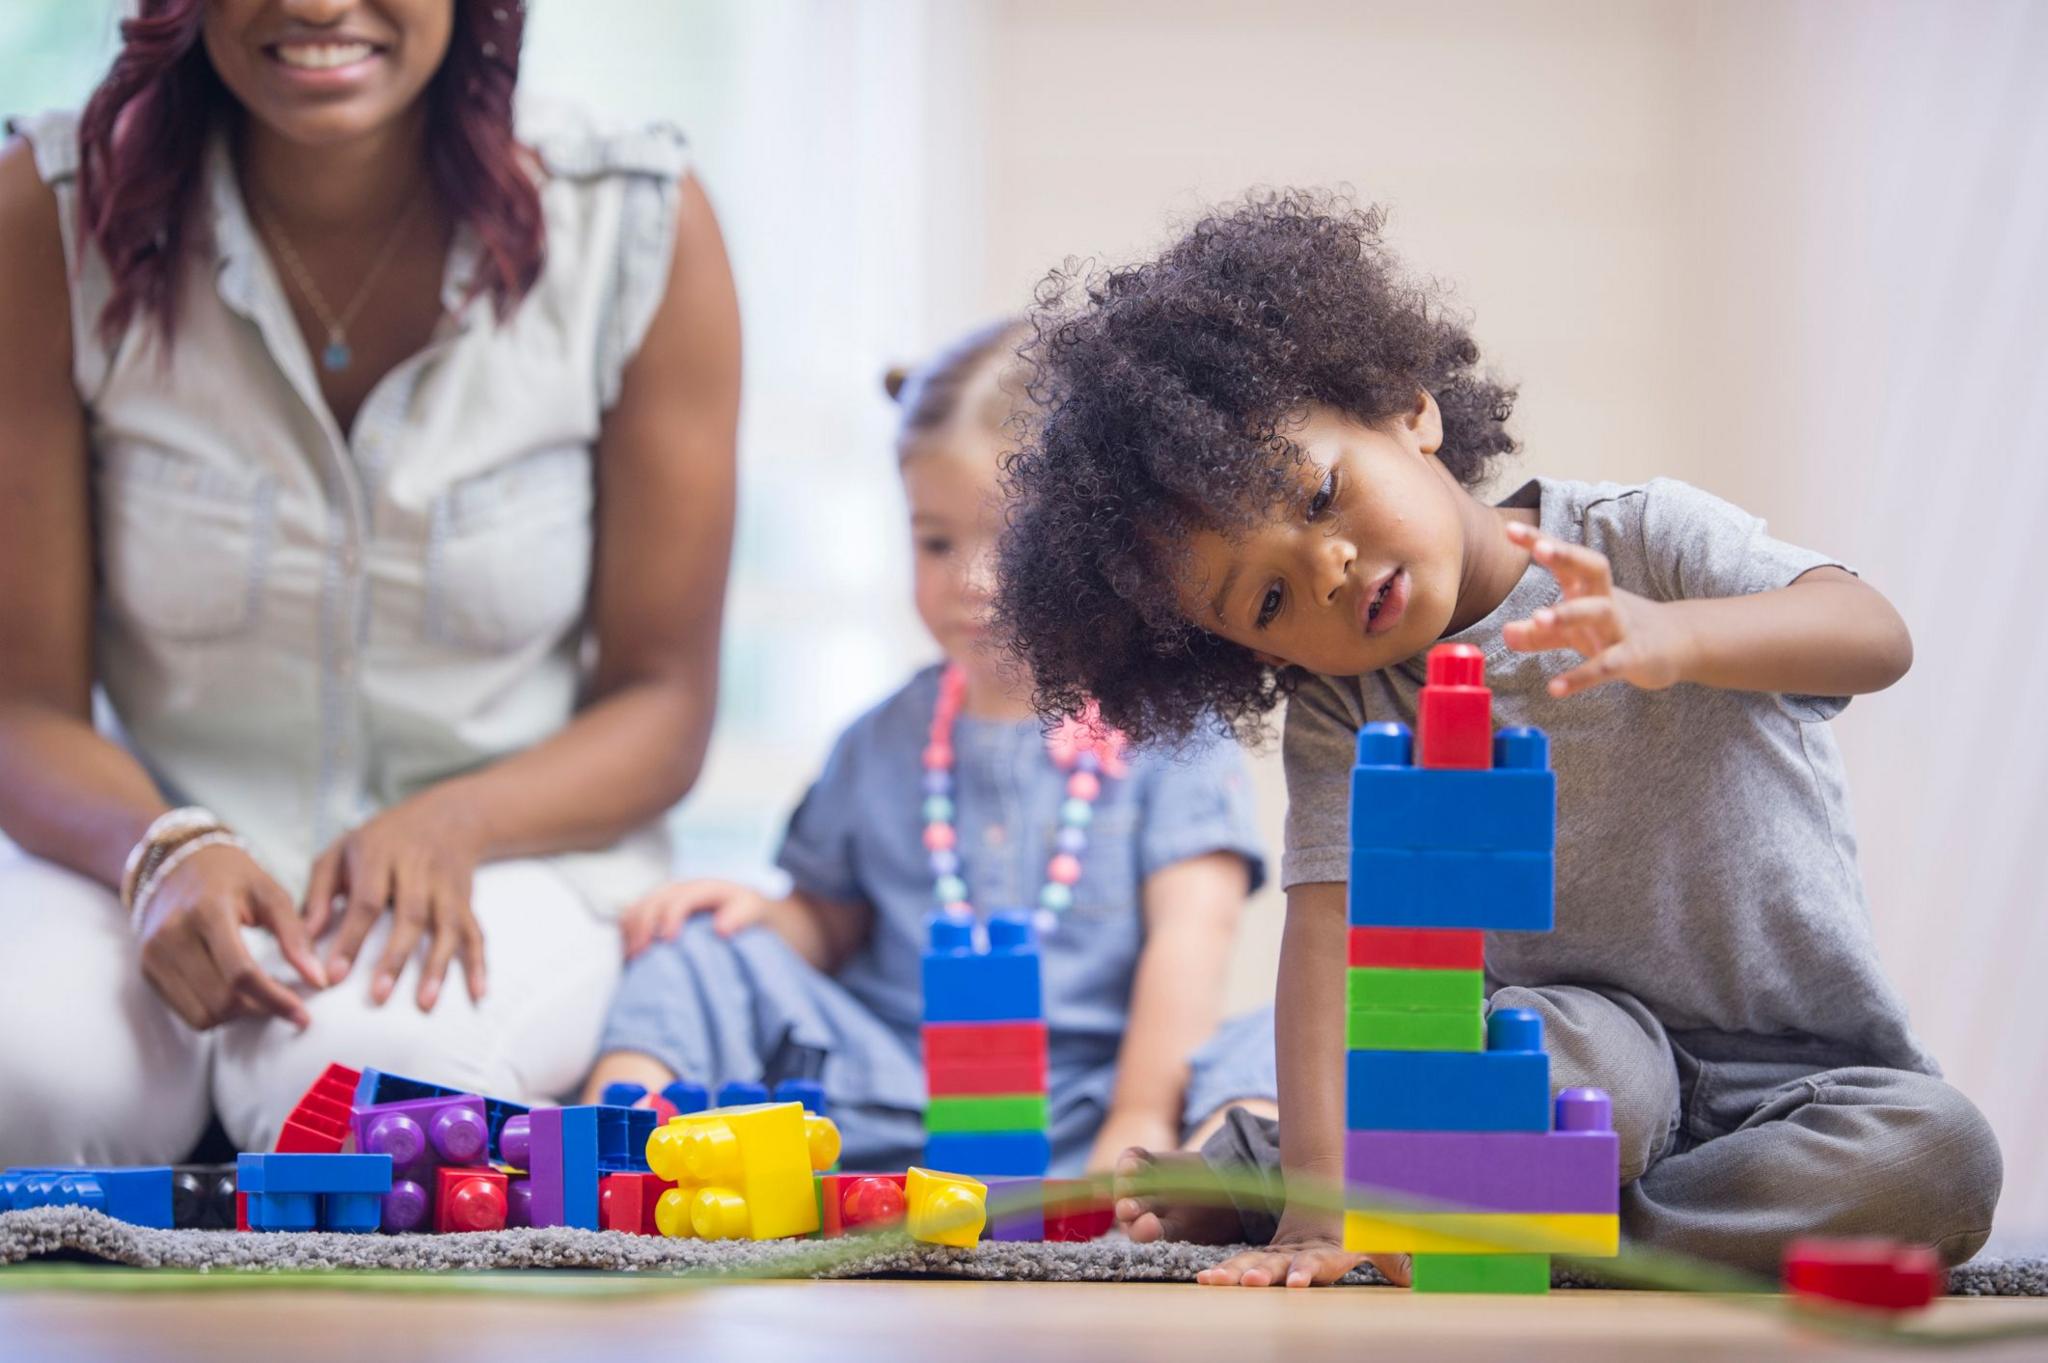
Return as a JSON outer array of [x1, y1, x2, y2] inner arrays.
[[119, 807, 225, 912], [129, 830, 245, 935]]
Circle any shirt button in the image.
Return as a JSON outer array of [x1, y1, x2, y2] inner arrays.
[[340, 545, 360, 573], [984, 825, 1006, 848], [335, 654, 354, 679]]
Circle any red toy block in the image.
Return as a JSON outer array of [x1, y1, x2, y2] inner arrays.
[[1043, 1179, 1113, 1241], [598, 1171, 672, 1235], [234, 1190, 248, 1231], [1346, 926, 1486, 971], [435, 1167, 509, 1233], [274, 1063, 363, 1153], [1416, 643, 1492, 770], [818, 1173, 908, 1238], [925, 1059, 1049, 1097], [922, 1021, 1050, 1065], [1783, 1238, 1942, 1312]]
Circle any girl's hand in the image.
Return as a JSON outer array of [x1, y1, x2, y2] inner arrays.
[[139, 843, 328, 1032], [1502, 521, 1697, 697], [303, 790, 488, 1011], [620, 879, 770, 958], [1086, 1109, 1181, 1175]]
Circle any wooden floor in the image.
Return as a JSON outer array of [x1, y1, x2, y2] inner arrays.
[[4, 1279, 2048, 1363]]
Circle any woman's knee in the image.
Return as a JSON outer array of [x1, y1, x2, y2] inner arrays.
[[0, 852, 210, 1163]]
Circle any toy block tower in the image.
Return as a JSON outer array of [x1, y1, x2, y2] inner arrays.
[[920, 909, 1052, 1179], [1342, 643, 1619, 1294]]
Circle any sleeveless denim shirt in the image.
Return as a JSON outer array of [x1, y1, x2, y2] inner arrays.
[[9, 99, 689, 912]]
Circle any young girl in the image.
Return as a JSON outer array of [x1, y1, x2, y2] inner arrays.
[[589, 320, 1275, 1174], [992, 194, 2002, 1282]]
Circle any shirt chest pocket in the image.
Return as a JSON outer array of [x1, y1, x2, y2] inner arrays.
[[423, 447, 594, 653], [94, 447, 276, 642]]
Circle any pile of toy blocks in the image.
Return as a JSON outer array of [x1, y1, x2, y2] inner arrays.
[[919, 908, 1065, 1239], [1341, 643, 1620, 1294]]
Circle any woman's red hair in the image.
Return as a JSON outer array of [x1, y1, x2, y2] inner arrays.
[[74, 0, 545, 351]]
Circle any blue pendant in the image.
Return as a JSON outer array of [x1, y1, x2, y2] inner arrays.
[[322, 339, 351, 372]]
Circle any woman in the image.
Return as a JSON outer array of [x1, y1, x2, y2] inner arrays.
[[0, 0, 738, 1163]]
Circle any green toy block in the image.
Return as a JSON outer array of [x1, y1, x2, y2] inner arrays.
[[1346, 1008, 1484, 1052], [923, 1094, 1050, 1134], [1410, 1252, 1551, 1294], [1345, 966, 1484, 1013]]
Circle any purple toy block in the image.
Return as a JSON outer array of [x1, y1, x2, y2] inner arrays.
[[500, 1113, 531, 1168], [353, 1096, 489, 1176], [528, 1108, 565, 1229], [507, 1178, 534, 1229], [1343, 1126, 1619, 1214], [381, 1179, 430, 1233], [983, 1176, 1044, 1241]]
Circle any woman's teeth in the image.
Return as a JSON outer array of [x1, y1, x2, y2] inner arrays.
[[276, 42, 375, 70]]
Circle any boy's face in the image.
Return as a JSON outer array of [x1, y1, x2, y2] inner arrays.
[[904, 429, 1009, 671], [1174, 398, 1469, 677]]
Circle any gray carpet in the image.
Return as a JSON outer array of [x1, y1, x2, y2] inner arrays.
[[1, 1207, 2042, 1295]]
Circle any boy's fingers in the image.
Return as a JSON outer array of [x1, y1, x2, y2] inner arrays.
[[1548, 643, 1630, 698], [1528, 535, 1614, 595]]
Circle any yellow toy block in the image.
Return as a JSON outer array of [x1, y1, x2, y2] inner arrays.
[[644, 1102, 842, 1241], [1343, 1210, 1618, 1256], [904, 1166, 986, 1248]]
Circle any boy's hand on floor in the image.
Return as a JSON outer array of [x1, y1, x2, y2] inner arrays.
[[1195, 1228, 1404, 1289], [1501, 521, 1695, 698], [620, 879, 770, 958]]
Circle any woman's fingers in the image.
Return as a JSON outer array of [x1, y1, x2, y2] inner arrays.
[[370, 865, 431, 1006], [415, 893, 460, 1013], [192, 894, 310, 1030], [249, 874, 328, 991], [301, 844, 342, 940], [324, 852, 390, 981], [458, 913, 487, 1003]]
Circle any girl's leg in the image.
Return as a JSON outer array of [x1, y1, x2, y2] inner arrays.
[[0, 844, 211, 1165], [212, 858, 620, 1149]]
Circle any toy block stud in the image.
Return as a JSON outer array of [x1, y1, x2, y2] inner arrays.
[[775, 1078, 828, 1116], [499, 1113, 531, 1169], [1554, 1087, 1612, 1132], [662, 1079, 711, 1115], [506, 1178, 533, 1229], [819, 1174, 908, 1236], [436, 1168, 509, 1233], [1494, 726, 1549, 771], [601, 1082, 649, 1108], [1416, 643, 1492, 770], [905, 1166, 987, 1248], [1488, 1008, 1544, 1053], [382, 1180, 430, 1233], [805, 1113, 843, 1172], [717, 1080, 771, 1107]]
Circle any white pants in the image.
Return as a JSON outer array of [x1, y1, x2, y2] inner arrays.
[[0, 843, 621, 1165]]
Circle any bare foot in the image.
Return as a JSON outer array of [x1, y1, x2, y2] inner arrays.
[[1112, 1147, 1248, 1245], [1194, 1234, 1408, 1289]]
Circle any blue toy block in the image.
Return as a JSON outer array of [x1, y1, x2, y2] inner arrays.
[[237, 1153, 394, 1195], [593, 1105, 655, 1174], [922, 912, 1044, 1024], [716, 1080, 771, 1107], [662, 1079, 711, 1115], [601, 1081, 649, 1107], [1346, 1010, 1553, 1133], [1348, 765, 1555, 855], [247, 1191, 318, 1231], [922, 1131, 1052, 1178], [0, 1167, 172, 1228], [775, 1078, 829, 1116], [322, 1192, 384, 1233], [1347, 847, 1553, 931], [529, 1106, 601, 1230]]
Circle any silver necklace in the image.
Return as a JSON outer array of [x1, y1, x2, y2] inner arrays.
[[257, 188, 426, 373]]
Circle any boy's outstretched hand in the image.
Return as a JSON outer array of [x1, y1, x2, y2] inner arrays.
[[1501, 521, 1694, 697], [620, 878, 770, 958], [1196, 1232, 1407, 1289]]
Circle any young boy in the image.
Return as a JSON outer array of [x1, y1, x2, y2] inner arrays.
[[991, 191, 2002, 1284]]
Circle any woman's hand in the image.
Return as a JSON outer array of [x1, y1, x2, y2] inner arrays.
[[620, 878, 771, 958], [1501, 521, 1697, 697], [138, 842, 328, 1031], [304, 789, 488, 1011]]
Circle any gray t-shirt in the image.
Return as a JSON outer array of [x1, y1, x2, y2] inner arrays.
[[1282, 476, 1935, 1074]]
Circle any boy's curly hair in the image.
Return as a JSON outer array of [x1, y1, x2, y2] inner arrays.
[[994, 190, 1519, 747]]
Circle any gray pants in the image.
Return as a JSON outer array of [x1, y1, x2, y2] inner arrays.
[[1203, 984, 2004, 1274]]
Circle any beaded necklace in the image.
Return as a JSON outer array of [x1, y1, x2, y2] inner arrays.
[[920, 664, 1128, 932]]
